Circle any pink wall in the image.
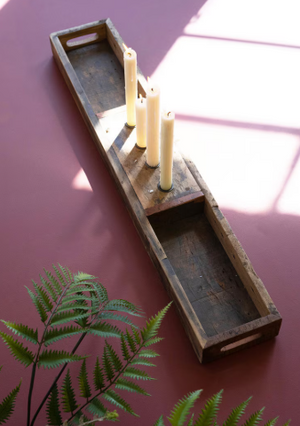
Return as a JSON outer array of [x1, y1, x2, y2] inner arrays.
[[0, 0, 299, 424]]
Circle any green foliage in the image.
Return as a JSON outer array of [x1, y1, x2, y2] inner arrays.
[[223, 397, 252, 426], [243, 408, 265, 426], [194, 390, 223, 426], [93, 357, 104, 391], [43, 325, 84, 347], [78, 360, 92, 399], [0, 368, 21, 425], [0, 332, 34, 367], [46, 383, 62, 426], [1, 321, 38, 344], [141, 302, 171, 341], [168, 390, 202, 426], [102, 389, 138, 416], [61, 369, 78, 413], [88, 322, 122, 338], [38, 350, 87, 369]]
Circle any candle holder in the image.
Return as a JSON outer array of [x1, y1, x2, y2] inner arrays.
[[145, 162, 160, 169], [158, 183, 174, 192], [135, 143, 146, 150], [125, 122, 136, 129]]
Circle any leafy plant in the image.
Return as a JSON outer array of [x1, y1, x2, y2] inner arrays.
[[0, 366, 21, 424], [153, 390, 290, 426]]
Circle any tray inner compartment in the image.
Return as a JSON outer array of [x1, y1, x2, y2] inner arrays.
[[149, 202, 261, 337]]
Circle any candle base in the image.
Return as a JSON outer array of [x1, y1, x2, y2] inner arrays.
[[125, 122, 136, 129], [135, 143, 146, 150], [158, 182, 174, 193], [145, 162, 160, 169]]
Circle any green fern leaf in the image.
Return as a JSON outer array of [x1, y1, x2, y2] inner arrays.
[[53, 264, 68, 287], [132, 326, 141, 343], [104, 300, 143, 317], [144, 337, 164, 347], [123, 366, 154, 381], [44, 325, 83, 346], [87, 397, 107, 417], [121, 334, 131, 361], [78, 359, 91, 399], [62, 294, 96, 304], [0, 379, 21, 425], [153, 415, 166, 426], [102, 389, 137, 416], [32, 281, 53, 312], [223, 397, 252, 426], [168, 390, 202, 426], [194, 390, 223, 426], [71, 410, 89, 425], [0, 332, 34, 367], [74, 272, 96, 283], [103, 346, 115, 382], [1, 321, 38, 344], [38, 349, 87, 369], [44, 268, 62, 295], [126, 329, 137, 352], [66, 286, 96, 296], [115, 378, 150, 396], [39, 275, 57, 302], [61, 369, 78, 413], [139, 349, 160, 358], [51, 311, 90, 326], [263, 418, 278, 426], [131, 357, 156, 367], [141, 303, 171, 342], [92, 282, 108, 303], [88, 322, 122, 338], [56, 302, 92, 313], [106, 342, 123, 372], [58, 264, 71, 283], [242, 408, 264, 426], [93, 356, 104, 391], [282, 421, 291, 426], [25, 286, 48, 323], [187, 414, 195, 426], [98, 312, 137, 328], [46, 382, 62, 426]]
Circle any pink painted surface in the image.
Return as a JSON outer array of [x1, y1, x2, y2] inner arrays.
[[0, 0, 300, 424]]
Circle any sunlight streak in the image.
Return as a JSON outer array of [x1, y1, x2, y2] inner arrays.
[[72, 169, 93, 192]]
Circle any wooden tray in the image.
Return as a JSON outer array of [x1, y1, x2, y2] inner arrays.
[[50, 19, 282, 363]]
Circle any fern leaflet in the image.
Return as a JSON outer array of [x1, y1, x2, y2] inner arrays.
[[121, 334, 131, 361], [144, 337, 164, 347], [131, 357, 156, 367], [104, 300, 143, 317], [78, 359, 92, 399], [102, 389, 137, 416], [223, 397, 252, 426], [32, 281, 53, 312], [61, 369, 78, 413], [93, 356, 104, 391], [39, 275, 57, 302], [53, 264, 68, 287], [38, 349, 87, 369], [43, 325, 84, 346], [263, 418, 278, 426], [44, 268, 62, 295], [153, 415, 166, 426], [139, 349, 160, 358], [46, 383, 62, 426], [115, 378, 150, 396], [88, 322, 122, 338], [126, 329, 137, 352], [58, 263, 71, 283], [25, 286, 47, 323], [0, 332, 34, 367], [194, 390, 223, 426], [0, 378, 21, 425], [87, 397, 107, 417], [242, 408, 264, 426], [123, 366, 154, 381], [1, 321, 38, 344], [168, 390, 202, 426], [103, 346, 115, 382], [106, 342, 123, 372], [92, 282, 108, 303], [74, 272, 96, 283], [141, 302, 171, 342], [98, 311, 136, 327], [51, 311, 91, 326]]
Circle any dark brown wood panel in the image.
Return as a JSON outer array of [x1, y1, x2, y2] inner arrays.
[[151, 208, 260, 337]]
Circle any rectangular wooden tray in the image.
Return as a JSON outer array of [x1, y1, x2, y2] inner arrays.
[[50, 19, 282, 363]]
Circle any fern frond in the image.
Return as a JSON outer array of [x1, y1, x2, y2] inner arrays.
[[132, 326, 141, 343], [88, 322, 122, 338], [106, 342, 123, 372], [104, 300, 143, 317], [58, 264, 71, 283], [223, 397, 252, 426], [242, 408, 264, 426], [74, 272, 96, 283], [93, 356, 104, 391], [141, 303, 171, 342], [53, 264, 68, 287], [0, 379, 21, 425], [123, 366, 154, 381], [1, 321, 38, 344], [61, 369, 78, 413], [61, 294, 96, 304], [87, 397, 107, 417], [46, 382, 62, 426], [98, 312, 137, 328], [153, 415, 166, 426], [102, 389, 137, 416], [194, 390, 223, 426], [126, 329, 137, 352], [115, 378, 150, 396], [131, 357, 156, 367], [32, 281, 53, 312], [263, 418, 278, 426], [144, 337, 164, 347], [44, 325, 84, 346], [56, 302, 92, 313], [44, 268, 62, 295], [121, 334, 131, 361], [66, 286, 96, 296], [187, 414, 195, 426], [168, 390, 202, 426], [78, 359, 92, 399], [39, 275, 57, 302], [139, 349, 160, 358], [92, 282, 108, 303], [38, 349, 87, 369], [282, 421, 291, 426], [0, 332, 34, 367], [103, 346, 115, 382], [51, 311, 91, 326], [25, 286, 48, 323]]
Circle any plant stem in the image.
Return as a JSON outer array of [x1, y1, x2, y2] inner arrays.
[[27, 281, 74, 426]]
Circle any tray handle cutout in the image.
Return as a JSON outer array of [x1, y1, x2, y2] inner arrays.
[[66, 33, 99, 47], [220, 333, 262, 352]]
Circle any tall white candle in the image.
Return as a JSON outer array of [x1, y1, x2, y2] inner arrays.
[[160, 110, 175, 191], [146, 78, 160, 167], [135, 95, 146, 148], [123, 44, 137, 127]]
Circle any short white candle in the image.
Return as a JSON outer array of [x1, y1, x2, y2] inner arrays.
[[123, 44, 137, 127], [135, 95, 146, 148], [146, 78, 160, 167], [160, 110, 175, 191]]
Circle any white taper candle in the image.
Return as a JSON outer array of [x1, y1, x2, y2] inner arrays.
[[160, 110, 175, 191], [123, 45, 137, 127], [146, 79, 160, 167], [135, 95, 146, 148]]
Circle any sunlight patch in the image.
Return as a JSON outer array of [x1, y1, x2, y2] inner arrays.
[[72, 169, 92, 192]]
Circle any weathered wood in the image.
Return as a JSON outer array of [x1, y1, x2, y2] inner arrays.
[[50, 19, 282, 363]]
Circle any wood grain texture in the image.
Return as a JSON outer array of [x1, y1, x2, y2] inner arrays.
[[50, 19, 282, 363]]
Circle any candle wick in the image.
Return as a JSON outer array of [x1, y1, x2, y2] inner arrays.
[[151, 87, 154, 92], [167, 111, 172, 116], [128, 52, 132, 57]]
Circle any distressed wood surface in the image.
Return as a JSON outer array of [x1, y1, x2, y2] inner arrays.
[[50, 19, 282, 363]]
